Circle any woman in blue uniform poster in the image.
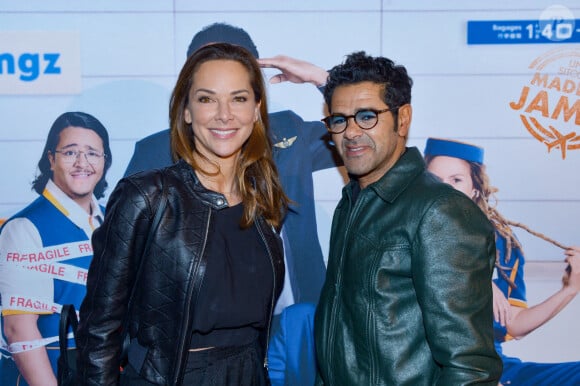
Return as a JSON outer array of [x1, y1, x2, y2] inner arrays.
[[424, 137, 580, 386]]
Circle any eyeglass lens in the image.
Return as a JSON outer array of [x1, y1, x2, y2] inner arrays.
[[56, 149, 104, 164], [328, 110, 379, 132]]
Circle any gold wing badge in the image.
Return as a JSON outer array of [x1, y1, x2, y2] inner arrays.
[[273, 136, 297, 149], [519, 115, 580, 159]]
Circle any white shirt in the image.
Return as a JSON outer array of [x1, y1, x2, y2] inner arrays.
[[273, 227, 295, 315], [0, 180, 103, 314]]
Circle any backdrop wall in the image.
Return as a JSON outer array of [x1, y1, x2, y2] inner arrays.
[[1, 0, 579, 363]]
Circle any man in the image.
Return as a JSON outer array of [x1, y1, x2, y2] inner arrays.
[[0, 112, 112, 386], [123, 23, 339, 385], [314, 52, 502, 385]]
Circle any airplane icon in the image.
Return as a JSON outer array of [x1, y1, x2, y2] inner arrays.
[[520, 115, 580, 159], [544, 125, 576, 159]]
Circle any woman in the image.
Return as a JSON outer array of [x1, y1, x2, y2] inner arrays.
[[76, 43, 289, 385], [0, 112, 111, 386], [424, 137, 580, 385]]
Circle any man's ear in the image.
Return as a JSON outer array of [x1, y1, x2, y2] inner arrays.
[[396, 104, 412, 137]]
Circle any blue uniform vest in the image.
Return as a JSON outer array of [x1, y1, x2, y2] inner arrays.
[[0, 194, 99, 385]]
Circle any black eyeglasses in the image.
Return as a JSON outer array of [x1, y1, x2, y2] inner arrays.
[[321, 108, 394, 134]]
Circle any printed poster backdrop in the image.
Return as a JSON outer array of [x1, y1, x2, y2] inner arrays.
[[0, 0, 578, 377]]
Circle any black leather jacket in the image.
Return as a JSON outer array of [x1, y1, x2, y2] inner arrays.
[[77, 160, 285, 385]]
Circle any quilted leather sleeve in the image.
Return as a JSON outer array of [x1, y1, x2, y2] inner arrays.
[[76, 175, 161, 385]]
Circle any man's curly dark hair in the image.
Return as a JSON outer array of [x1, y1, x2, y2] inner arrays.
[[323, 51, 413, 126]]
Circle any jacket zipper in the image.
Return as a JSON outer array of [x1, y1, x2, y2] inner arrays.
[[174, 209, 212, 384], [255, 220, 277, 370], [326, 191, 363, 384]]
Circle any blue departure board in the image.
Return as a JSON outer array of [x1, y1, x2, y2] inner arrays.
[[467, 19, 580, 45]]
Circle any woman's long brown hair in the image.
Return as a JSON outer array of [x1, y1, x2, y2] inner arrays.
[[169, 43, 288, 229]]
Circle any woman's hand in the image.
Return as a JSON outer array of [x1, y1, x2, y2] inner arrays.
[[563, 246, 580, 292], [492, 282, 511, 326]]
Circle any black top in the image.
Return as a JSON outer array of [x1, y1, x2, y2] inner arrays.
[[190, 203, 273, 348]]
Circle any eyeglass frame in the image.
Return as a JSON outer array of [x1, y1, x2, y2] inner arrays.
[[321, 107, 396, 134], [52, 148, 107, 164]]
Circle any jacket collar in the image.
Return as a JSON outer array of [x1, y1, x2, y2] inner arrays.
[[345, 147, 426, 204], [174, 159, 230, 210]]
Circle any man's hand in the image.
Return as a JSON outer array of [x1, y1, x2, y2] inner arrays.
[[258, 55, 328, 87]]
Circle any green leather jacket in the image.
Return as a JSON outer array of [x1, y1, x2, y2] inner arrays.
[[315, 147, 502, 385]]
